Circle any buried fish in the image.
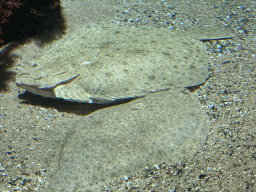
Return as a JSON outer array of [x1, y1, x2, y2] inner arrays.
[[16, 22, 233, 103]]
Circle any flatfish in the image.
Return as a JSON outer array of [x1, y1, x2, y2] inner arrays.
[[16, 22, 211, 103]]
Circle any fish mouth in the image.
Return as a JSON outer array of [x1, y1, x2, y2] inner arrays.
[[16, 82, 56, 98], [16, 73, 81, 99]]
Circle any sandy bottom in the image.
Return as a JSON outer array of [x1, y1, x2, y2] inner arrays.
[[0, 0, 255, 191]]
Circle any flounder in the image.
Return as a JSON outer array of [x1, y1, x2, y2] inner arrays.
[[16, 23, 232, 103]]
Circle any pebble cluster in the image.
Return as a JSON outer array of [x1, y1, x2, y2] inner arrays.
[[114, 1, 197, 30]]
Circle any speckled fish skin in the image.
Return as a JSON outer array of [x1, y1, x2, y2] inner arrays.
[[16, 22, 211, 103]]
